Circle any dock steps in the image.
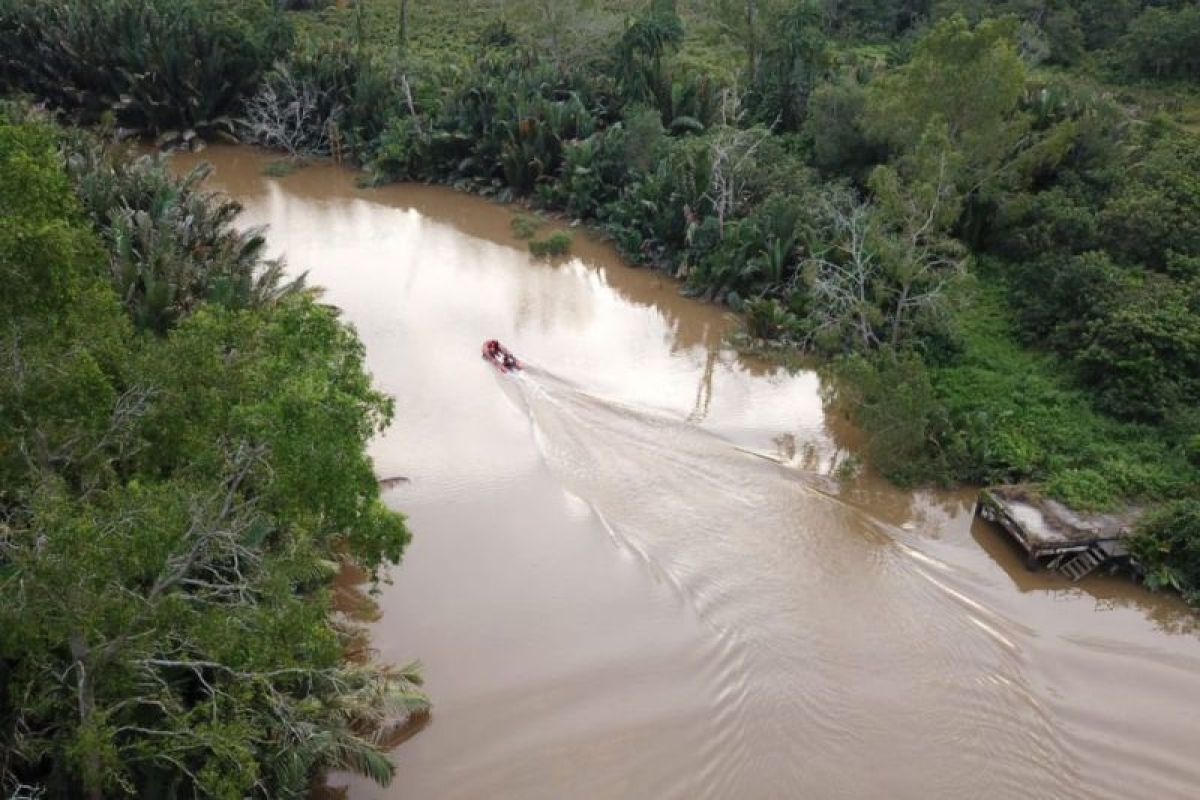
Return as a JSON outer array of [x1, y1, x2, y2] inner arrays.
[[978, 485, 1140, 575], [1058, 545, 1109, 582]]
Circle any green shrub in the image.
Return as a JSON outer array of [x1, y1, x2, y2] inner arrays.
[[1044, 468, 1119, 512], [805, 75, 881, 178], [528, 229, 573, 257], [829, 281, 1197, 510], [1075, 273, 1200, 423], [748, 3, 828, 131], [367, 114, 426, 181], [1187, 435, 1200, 467], [538, 122, 639, 219], [743, 297, 802, 342], [1099, 128, 1200, 274], [262, 158, 302, 178], [511, 213, 542, 240], [1130, 500, 1200, 605], [430, 53, 603, 198], [831, 348, 953, 486]]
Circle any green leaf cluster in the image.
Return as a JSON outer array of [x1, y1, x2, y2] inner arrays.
[[1130, 501, 1200, 604], [528, 229, 573, 257]]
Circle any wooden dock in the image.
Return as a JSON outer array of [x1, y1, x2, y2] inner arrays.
[[977, 485, 1143, 582]]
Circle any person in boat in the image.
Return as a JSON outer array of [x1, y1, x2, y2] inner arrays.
[[482, 339, 519, 370]]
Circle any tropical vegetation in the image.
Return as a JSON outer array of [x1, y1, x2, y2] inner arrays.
[[0, 1, 1198, 791], [0, 109, 423, 798]]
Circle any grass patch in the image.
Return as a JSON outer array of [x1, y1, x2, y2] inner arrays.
[[262, 158, 303, 178], [528, 229, 572, 257], [510, 213, 541, 240], [928, 286, 1196, 509]]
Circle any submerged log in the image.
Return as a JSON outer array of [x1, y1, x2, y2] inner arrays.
[[378, 476, 411, 489]]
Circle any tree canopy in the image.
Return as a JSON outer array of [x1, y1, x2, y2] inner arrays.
[[0, 113, 423, 799]]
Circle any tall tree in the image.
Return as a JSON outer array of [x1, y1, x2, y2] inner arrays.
[[752, 1, 828, 130], [864, 14, 1036, 242], [615, 0, 684, 118], [713, 0, 787, 84]]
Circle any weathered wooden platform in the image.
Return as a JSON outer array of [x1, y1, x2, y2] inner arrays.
[[977, 485, 1143, 581]]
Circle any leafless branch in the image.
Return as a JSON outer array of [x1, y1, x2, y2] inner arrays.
[[242, 66, 342, 158], [704, 90, 776, 237]]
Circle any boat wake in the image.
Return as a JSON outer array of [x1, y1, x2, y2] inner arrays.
[[496, 365, 1083, 800]]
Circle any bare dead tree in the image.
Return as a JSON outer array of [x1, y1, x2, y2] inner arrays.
[[704, 89, 775, 237], [805, 159, 965, 352], [241, 66, 342, 158], [804, 188, 882, 351], [2, 780, 45, 800], [872, 151, 967, 347], [396, 71, 429, 143]]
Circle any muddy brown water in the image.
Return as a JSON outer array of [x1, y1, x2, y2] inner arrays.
[[174, 147, 1200, 800]]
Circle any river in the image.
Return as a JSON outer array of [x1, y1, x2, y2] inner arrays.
[[175, 146, 1200, 800]]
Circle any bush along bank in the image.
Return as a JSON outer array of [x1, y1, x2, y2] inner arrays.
[[0, 108, 425, 798], [1, 2, 1196, 593]]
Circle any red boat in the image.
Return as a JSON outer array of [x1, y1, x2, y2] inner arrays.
[[482, 339, 521, 373]]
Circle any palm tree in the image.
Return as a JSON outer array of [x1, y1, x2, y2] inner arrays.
[[67, 140, 304, 332]]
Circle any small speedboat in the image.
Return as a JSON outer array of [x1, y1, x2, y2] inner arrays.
[[481, 339, 521, 373]]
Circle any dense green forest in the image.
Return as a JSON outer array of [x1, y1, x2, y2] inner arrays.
[[1, 0, 1199, 794], [0, 110, 423, 798]]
